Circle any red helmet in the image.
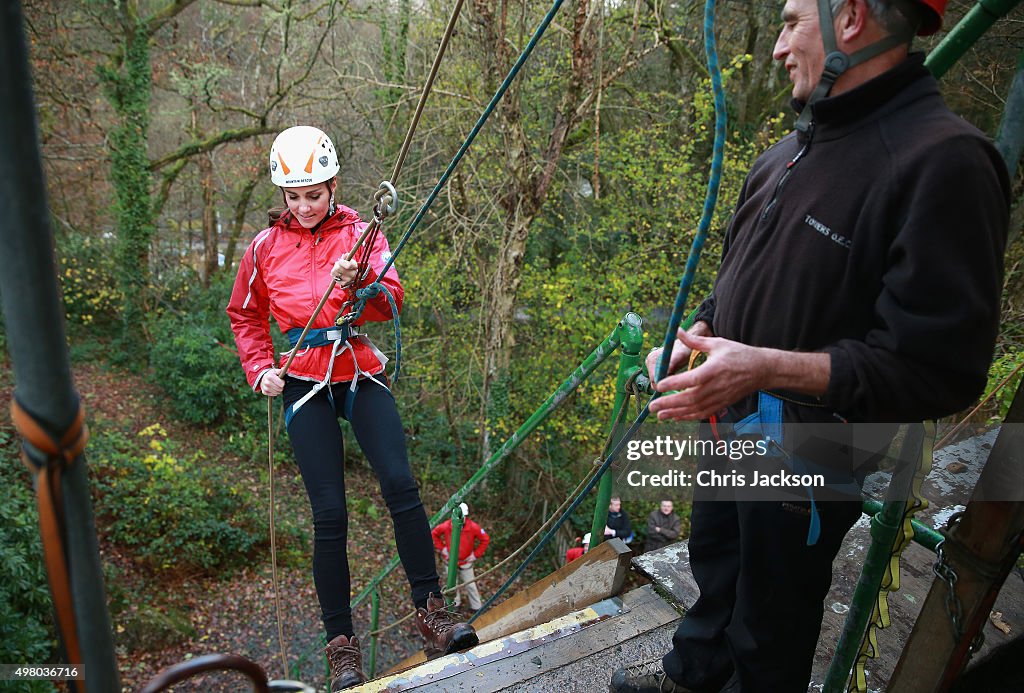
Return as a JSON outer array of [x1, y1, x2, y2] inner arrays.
[[915, 0, 947, 36]]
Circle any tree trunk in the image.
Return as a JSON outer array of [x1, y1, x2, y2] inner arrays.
[[99, 18, 156, 346], [200, 151, 218, 285]]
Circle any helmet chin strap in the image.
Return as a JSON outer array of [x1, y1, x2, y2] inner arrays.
[[795, 0, 913, 134]]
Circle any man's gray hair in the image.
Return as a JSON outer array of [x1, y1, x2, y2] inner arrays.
[[829, 0, 924, 38]]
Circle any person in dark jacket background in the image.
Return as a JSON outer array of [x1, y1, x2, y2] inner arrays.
[[605, 496, 634, 544], [644, 500, 681, 554], [611, 1, 1009, 691]]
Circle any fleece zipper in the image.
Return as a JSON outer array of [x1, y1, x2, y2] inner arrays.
[[761, 131, 813, 222]]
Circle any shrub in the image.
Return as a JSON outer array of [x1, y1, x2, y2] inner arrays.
[[149, 314, 255, 426], [89, 423, 267, 574], [0, 429, 58, 693], [56, 233, 123, 332]]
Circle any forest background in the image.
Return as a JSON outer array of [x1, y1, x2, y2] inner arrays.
[[2, 0, 1023, 690]]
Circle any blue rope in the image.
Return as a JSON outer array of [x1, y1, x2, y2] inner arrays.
[[656, 0, 727, 381], [354, 282, 402, 382], [374, 0, 566, 281]]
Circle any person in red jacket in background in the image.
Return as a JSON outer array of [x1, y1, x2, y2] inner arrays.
[[565, 532, 591, 564], [227, 126, 477, 691], [432, 502, 490, 612]]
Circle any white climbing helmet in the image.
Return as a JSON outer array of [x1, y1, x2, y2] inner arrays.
[[269, 125, 339, 187], [459, 502, 470, 517]]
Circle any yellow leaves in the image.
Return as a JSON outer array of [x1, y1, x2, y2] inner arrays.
[[139, 423, 168, 438]]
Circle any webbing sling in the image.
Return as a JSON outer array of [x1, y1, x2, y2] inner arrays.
[[723, 391, 862, 546], [10, 398, 89, 692], [282, 325, 351, 426]]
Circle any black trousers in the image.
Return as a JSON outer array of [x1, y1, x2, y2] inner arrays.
[[662, 497, 862, 692], [283, 377, 440, 640]]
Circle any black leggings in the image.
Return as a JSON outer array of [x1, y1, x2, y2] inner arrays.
[[282, 376, 440, 640]]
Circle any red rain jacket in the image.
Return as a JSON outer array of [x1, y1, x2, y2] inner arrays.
[[227, 205, 402, 390], [432, 519, 490, 568]]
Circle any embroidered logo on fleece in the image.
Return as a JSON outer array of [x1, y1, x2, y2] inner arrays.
[[804, 214, 851, 249]]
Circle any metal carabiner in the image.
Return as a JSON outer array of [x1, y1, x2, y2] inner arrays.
[[373, 180, 398, 219]]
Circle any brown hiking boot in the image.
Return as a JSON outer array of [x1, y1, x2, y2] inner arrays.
[[325, 634, 366, 691], [415, 593, 479, 659]]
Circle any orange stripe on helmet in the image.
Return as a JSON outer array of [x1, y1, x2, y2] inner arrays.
[[277, 152, 291, 175], [304, 135, 322, 174]]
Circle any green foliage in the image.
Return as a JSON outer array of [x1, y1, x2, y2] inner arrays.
[[0, 430, 58, 691], [148, 313, 255, 426], [89, 423, 267, 574], [986, 349, 1024, 421], [56, 233, 123, 331], [147, 273, 266, 428]]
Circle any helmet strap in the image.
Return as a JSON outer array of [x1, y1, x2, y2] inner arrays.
[[795, 0, 913, 134]]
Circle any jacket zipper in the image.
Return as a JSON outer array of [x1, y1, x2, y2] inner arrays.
[[761, 135, 812, 221]]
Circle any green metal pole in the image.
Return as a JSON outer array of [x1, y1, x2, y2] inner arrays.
[[368, 589, 380, 678], [862, 498, 943, 553], [590, 314, 644, 548], [351, 314, 633, 608], [925, 0, 1023, 79], [823, 424, 930, 691], [446, 505, 465, 595]]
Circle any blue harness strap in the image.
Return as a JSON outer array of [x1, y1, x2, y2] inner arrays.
[[283, 325, 353, 427], [727, 392, 858, 546], [285, 324, 352, 349]]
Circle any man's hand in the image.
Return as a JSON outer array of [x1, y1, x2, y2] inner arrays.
[[648, 330, 831, 421], [604, 526, 615, 537], [645, 322, 712, 383], [259, 368, 285, 397]]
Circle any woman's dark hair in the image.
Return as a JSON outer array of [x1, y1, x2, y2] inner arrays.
[[268, 206, 288, 225]]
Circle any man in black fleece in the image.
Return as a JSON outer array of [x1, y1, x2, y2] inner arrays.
[[611, 1, 1009, 692]]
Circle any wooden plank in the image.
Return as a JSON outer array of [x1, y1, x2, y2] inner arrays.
[[447, 588, 681, 691], [888, 385, 1024, 692], [383, 538, 633, 675], [631, 541, 699, 611], [357, 587, 681, 692], [474, 537, 633, 642]]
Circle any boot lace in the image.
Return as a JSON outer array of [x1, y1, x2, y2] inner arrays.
[[326, 640, 360, 677], [422, 606, 458, 636], [624, 656, 671, 688]]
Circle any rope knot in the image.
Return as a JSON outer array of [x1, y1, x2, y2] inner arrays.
[[356, 282, 383, 300], [10, 397, 89, 470]]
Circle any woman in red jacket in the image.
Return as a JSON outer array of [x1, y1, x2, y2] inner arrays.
[[227, 126, 476, 690]]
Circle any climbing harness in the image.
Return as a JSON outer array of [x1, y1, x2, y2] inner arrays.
[[10, 398, 90, 693], [707, 390, 862, 547]]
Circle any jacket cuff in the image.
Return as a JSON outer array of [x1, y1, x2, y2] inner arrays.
[[822, 346, 854, 413], [252, 366, 275, 392]]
